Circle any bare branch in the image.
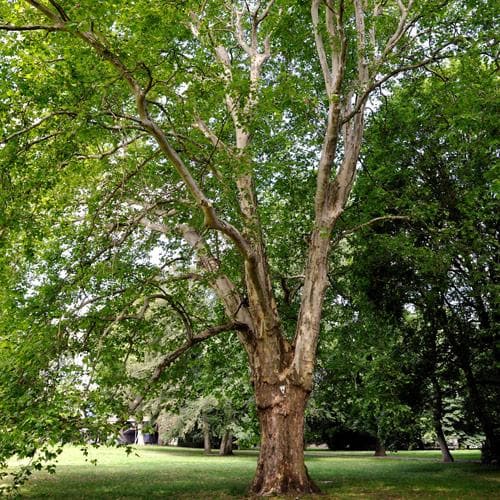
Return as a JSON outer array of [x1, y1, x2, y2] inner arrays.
[[213, 45, 241, 133], [234, 8, 252, 55], [88, 151, 160, 230], [0, 111, 76, 145], [193, 117, 229, 152], [334, 215, 410, 243], [342, 51, 450, 125], [118, 200, 177, 236], [137, 217, 171, 235], [75, 135, 146, 160], [22, 132, 60, 150], [257, 0, 275, 24], [170, 272, 206, 282], [353, 0, 369, 84], [188, 0, 208, 37], [47, 0, 69, 21], [99, 296, 146, 343], [311, 0, 332, 95], [179, 224, 254, 331], [380, 0, 414, 60], [147, 290, 194, 340], [0, 23, 61, 31], [24, 0, 61, 22]]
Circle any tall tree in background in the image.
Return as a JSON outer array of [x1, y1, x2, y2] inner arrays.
[[0, 0, 480, 494], [346, 54, 499, 463]]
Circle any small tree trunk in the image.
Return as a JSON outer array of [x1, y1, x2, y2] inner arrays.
[[136, 423, 145, 446], [249, 383, 319, 496], [202, 413, 211, 455], [435, 429, 454, 463], [431, 378, 454, 463], [374, 438, 387, 457], [448, 334, 500, 464], [219, 429, 233, 456]]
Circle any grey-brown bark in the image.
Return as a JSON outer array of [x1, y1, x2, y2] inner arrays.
[[251, 383, 319, 495], [219, 429, 233, 456], [435, 428, 454, 463], [431, 377, 454, 463], [202, 413, 211, 455]]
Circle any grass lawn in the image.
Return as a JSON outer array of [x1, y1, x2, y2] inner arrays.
[[3, 446, 499, 499]]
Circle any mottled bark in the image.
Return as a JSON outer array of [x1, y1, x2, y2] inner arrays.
[[250, 383, 319, 496], [11, 0, 448, 495]]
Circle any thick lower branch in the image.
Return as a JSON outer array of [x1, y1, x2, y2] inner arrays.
[[292, 224, 332, 388], [179, 225, 254, 335], [130, 321, 247, 411]]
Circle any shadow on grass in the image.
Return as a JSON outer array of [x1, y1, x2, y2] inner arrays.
[[13, 446, 500, 499], [138, 446, 259, 461]]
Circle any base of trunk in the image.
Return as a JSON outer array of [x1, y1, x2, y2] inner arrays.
[[436, 435, 454, 463], [374, 440, 387, 457], [219, 429, 233, 456], [250, 466, 319, 496], [249, 383, 320, 496]]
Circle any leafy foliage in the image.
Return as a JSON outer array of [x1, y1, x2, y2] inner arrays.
[[0, 0, 495, 493]]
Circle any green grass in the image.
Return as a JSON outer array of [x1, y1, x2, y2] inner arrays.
[[4, 446, 499, 499]]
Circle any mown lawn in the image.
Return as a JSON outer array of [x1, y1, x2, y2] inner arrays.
[[4, 446, 499, 499]]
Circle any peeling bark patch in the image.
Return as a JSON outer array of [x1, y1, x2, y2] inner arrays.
[[250, 384, 320, 496]]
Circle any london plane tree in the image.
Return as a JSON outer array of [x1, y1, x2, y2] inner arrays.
[[0, 0, 477, 495]]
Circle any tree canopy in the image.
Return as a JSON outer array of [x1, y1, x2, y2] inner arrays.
[[0, 0, 497, 495]]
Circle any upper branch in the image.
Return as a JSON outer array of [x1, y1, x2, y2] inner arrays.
[[0, 111, 76, 144], [20, 0, 254, 262], [257, 0, 275, 23], [25, 0, 60, 21], [334, 215, 410, 244], [380, 0, 414, 60], [353, 0, 369, 84], [311, 0, 332, 95], [341, 49, 451, 125], [0, 23, 61, 31]]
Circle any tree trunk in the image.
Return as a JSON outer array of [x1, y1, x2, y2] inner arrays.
[[481, 435, 500, 465], [431, 377, 454, 463], [448, 331, 500, 464], [202, 413, 211, 455], [135, 423, 145, 446], [249, 383, 319, 496], [435, 429, 454, 463], [374, 439, 387, 457], [219, 429, 233, 456]]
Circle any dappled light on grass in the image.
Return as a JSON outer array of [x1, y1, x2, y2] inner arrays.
[[6, 446, 498, 499]]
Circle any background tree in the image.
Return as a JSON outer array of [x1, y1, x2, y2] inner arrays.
[[0, 0, 482, 494], [136, 330, 256, 455], [343, 53, 499, 463], [310, 262, 426, 456]]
